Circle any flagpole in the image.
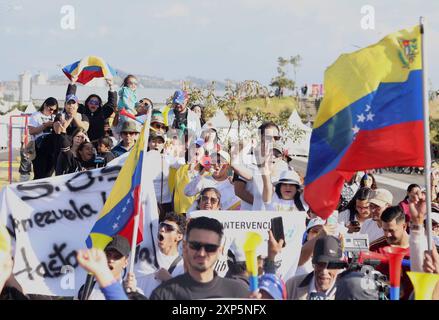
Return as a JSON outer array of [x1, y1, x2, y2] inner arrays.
[[420, 16, 433, 251], [128, 109, 152, 274]]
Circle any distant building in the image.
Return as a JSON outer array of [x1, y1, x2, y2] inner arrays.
[[35, 72, 48, 85], [0, 83, 5, 99], [19, 71, 32, 104]]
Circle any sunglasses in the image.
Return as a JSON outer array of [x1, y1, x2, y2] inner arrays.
[[105, 249, 124, 261], [123, 132, 138, 136], [188, 241, 219, 253], [201, 195, 219, 205], [152, 123, 167, 130], [47, 107, 57, 113], [138, 99, 151, 105], [159, 222, 178, 233], [89, 99, 100, 106], [265, 135, 281, 141]]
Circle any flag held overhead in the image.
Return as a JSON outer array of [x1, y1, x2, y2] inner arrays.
[[62, 55, 116, 85]]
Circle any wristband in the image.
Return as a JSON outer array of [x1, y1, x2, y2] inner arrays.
[[409, 223, 422, 231]]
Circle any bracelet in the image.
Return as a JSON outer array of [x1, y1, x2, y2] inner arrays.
[[409, 223, 422, 231]]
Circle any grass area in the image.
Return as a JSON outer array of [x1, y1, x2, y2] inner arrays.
[[0, 159, 22, 191], [238, 96, 299, 116]]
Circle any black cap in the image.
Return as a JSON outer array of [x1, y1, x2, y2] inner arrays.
[[312, 236, 343, 264], [105, 235, 131, 257], [335, 271, 380, 300]]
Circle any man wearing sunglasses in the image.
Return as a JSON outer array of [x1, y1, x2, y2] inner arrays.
[[134, 213, 186, 298], [63, 94, 90, 136], [286, 235, 344, 300], [232, 122, 288, 211], [150, 216, 249, 300]]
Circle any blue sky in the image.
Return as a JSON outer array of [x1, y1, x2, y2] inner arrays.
[[1, 0, 438, 88]]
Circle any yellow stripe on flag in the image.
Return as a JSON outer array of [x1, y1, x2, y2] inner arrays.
[[314, 25, 421, 128]]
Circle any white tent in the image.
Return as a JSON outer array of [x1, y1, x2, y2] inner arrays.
[[24, 102, 37, 114], [284, 109, 312, 157]]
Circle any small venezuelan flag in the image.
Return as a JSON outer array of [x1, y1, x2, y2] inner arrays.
[[62, 56, 116, 85]]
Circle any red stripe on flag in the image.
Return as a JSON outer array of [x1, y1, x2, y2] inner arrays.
[[338, 121, 425, 170], [77, 70, 105, 85], [304, 121, 424, 219], [118, 185, 144, 246], [304, 170, 354, 219]]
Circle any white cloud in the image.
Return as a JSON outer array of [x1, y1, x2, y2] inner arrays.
[[154, 3, 190, 18]]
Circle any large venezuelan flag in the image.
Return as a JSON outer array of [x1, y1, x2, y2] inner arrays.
[[86, 124, 150, 250], [62, 56, 116, 85], [304, 26, 424, 219]]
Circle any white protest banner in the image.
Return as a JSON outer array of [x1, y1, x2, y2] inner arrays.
[[188, 210, 307, 281], [0, 151, 162, 297]]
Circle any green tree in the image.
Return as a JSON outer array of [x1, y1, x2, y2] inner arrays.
[[270, 55, 302, 96], [217, 80, 269, 136]]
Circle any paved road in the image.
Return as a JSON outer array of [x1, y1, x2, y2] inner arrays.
[[290, 157, 425, 205]]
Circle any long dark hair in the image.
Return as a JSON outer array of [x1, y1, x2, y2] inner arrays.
[[38, 97, 59, 113], [346, 187, 373, 217], [404, 183, 421, 200], [71, 128, 88, 141], [275, 183, 305, 211], [360, 173, 377, 189]]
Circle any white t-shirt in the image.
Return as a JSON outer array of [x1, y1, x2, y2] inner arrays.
[[28, 111, 55, 140], [136, 250, 185, 298], [185, 175, 241, 210], [235, 163, 258, 211], [360, 219, 384, 243], [338, 209, 358, 227], [266, 193, 309, 212], [338, 209, 372, 236]]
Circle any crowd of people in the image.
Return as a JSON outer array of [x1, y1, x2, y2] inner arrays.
[[1, 74, 439, 301]]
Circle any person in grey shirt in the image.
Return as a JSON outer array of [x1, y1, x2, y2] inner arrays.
[[150, 216, 249, 300]]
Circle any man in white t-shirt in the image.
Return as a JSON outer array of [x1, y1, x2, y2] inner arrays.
[[360, 188, 393, 244], [134, 213, 186, 298]]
